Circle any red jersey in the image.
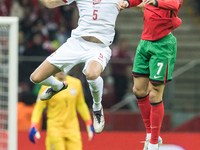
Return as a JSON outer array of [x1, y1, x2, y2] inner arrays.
[[129, 0, 183, 41], [128, 0, 142, 8]]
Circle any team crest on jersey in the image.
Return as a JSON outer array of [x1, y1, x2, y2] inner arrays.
[[93, 0, 101, 5], [70, 88, 77, 96], [51, 145, 55, 150]]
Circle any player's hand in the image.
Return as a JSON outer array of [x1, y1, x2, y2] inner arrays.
[[86, 124, 95, 141], [29, 126, 41, 143], [143, 0, 156, 6], [117, 1, 129, 11]]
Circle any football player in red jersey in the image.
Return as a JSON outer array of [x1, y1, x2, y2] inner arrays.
[[117, 0, 183, 150]]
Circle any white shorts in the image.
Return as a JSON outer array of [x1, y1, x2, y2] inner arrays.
[[47, 37, 111, 74]]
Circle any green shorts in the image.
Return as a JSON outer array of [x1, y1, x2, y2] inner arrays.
[[132, 33, 177, 84]]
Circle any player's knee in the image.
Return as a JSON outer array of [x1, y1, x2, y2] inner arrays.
[[85, 70, 99, 80], [30, 73, 41, 84], [132, 86, 147, 98], [149, 90, 161, 103]]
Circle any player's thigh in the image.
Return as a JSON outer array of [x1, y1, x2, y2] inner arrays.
[[132, 40, 150, 77], [46, 136, 65, 150], [46, 37, 85, 74], [82, 43, 111, 75], [31, 60, 61, 83], [65, 136, 82, 150]]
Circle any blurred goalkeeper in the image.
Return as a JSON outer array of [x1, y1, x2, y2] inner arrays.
[[29, 72, 95, 150]]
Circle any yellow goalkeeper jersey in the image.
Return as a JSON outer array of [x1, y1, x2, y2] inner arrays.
[[31, 75, 91, 137]]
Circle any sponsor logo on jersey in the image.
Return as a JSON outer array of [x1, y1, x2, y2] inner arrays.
[[93, 0, 101, 5], [154, 75, 162, 79]]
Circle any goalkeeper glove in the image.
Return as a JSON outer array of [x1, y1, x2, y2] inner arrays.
[[85, 119, 95, 141], [29, 123, 41, 143]]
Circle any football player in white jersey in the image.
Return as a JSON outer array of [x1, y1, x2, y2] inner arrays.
[[30, 0, 141, 133]]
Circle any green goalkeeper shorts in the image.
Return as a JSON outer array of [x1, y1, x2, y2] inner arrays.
[[132, 33, 177, 84]]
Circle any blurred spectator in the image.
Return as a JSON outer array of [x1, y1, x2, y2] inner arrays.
[[0, 0, 11, 16], [19, 6, 34, 40], [19, 0, 31, 7], [10, 1, 23, 20], [110, 38, 134, 103], [51, 23, 71, 50], [19, 32, 51, 83], [18, 30, 26, 55], [17, 91, 42, 131], [60, 2, 77, 30], [23, 32, 50, 56]]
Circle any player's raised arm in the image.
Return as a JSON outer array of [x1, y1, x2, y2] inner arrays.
[[38, 0, 66, 8], [117, 0, 143, 11], [133, 2, 145, 12], [143, 0, 181, 11], [117, 1, 129, 11]]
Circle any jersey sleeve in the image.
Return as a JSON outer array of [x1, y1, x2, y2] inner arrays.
[[157, 0, 181, 11], [61, 0, 75, 5], [127, 0, 142, 8], [76, 80, 91, 122], [31, 86, 48, 124]]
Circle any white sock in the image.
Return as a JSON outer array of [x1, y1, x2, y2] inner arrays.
[[148, 143, 158, 150], [87, 76, 103, 111], [31, 75, 63, 91], [146, 133, 151, 140]]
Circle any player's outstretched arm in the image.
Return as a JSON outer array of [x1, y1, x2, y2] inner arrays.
[[143, 0, 181, 11], [117, 1, 129, 11], [38, 0, 66, 8], [133, 2, 145, 12], [29, 123, 41, 143], [29, 94, 47, 143]]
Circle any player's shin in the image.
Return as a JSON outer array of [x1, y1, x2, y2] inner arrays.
[[30, 75, 64, 91], [150, 101, 164, 144], [137, 94, 151, 135], [87, 76, 103, 111]]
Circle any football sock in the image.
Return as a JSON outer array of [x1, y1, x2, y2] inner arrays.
[[31, 75, 63, 91], [87, 76, 103, 111], [148, 143, 158, 150], [146, 133, 151, 140], [137, 94, 151, 134], [150, 101, 164, 144]]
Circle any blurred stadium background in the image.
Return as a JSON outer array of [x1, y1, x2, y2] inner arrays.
[[0, 0, 200, 149]]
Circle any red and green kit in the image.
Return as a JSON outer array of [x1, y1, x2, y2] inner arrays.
[[128, 0, 183, 83]]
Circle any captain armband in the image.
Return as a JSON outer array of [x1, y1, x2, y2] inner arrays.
[[124, 0, 130, 8], [154, 0, 158, 7]]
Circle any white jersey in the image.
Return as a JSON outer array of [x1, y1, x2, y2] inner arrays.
[[64, 0, 120, 46]]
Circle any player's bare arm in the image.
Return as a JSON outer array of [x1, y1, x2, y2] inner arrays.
[[38, 0, 66, 8], [143, 0, 156, 6], [133, 2, 145, 12], [117, 1, 129, 11], [117, 1, 144, 12], [117, 0, 144, 12], [143, 0, 181, 10]]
